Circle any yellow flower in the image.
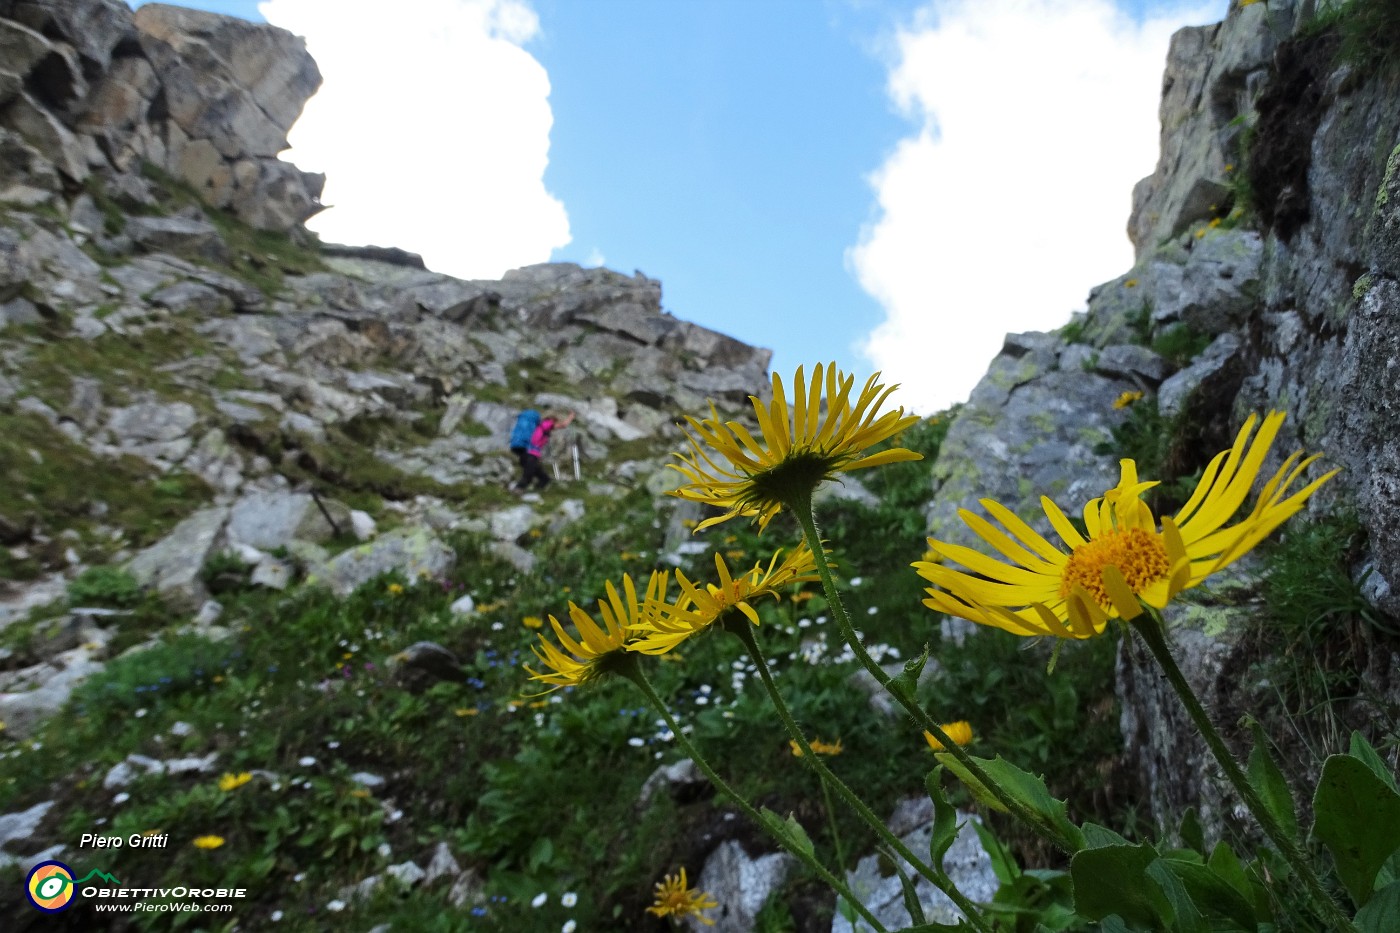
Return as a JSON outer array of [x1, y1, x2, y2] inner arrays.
[[522, 615, 544, 630], [669, 362, 922, 531], [525, 571, 670, 690], [1113, 390, 1144, 410], [387, 583, 404, 596], [628, 544, 820, 655], [923, 721, 974, 751], [217, 772, 252, 792], [192, 835, 225, 850], [1124, 278, 1138, 288], [646, 868, 718, 926], [349, 789, 370, 799], [790, 737, 843, 757], [915, 412, 1336, 639], [454, 707, 479, 717]]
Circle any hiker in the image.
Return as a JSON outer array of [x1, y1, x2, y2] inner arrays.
[[511, 409, 575, 492]]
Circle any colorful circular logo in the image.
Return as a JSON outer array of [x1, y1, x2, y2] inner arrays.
[[26, 860, 76, 913]]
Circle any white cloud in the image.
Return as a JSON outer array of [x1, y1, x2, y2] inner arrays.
[[259, 0, 569, 279], [849, 0, 1223, 413]]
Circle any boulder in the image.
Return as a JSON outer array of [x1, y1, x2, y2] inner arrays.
[[312, 527, 455, 596], [124, 506, 229, 611], [693, 839, 798, 933], [226, 490, 349, 550], [125, 215, 227, 262]]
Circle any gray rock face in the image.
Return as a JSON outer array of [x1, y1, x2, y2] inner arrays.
[[312, 528, 455, 597], [926, 332, 1132, 552], [125, 506, 229, 611], [834, 798, 998, 932], [0, 0, 322, 231], [692, 839, 797, 933], [1128, 2, 1293, 254], [226, 490, 348, 550]]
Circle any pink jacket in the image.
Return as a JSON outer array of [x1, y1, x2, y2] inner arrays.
[[527, 418, 555, 457]]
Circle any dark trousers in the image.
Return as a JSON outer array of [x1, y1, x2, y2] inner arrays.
[[514, 448, 549, 490]]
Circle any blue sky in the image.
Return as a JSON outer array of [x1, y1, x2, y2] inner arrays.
[[129, 0, 1228, 411]]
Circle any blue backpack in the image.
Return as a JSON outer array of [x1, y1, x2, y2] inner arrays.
[[509, 409, 541, 451]]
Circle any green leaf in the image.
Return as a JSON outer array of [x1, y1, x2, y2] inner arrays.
[[1146, 859, 1208, 933], [1080, 821, 1130, 849], [1070, 842, 1173, 927], [1355, 880, 1400, 933], [1178, 807, 1205, 855], [1246, 723, 1298, 841], [1158, 855, 1260, 929], [925, 767, 960, 867], [971, 755, 1085, 852], [888, 646, 930, 702], [1312, 753, 1400, 907], [1208, 840, 1267, 917], [1348, 731, 1400, 795], [883, 848, 928, 925], [971, 820, 1019, 886], [758, 807, 815, 857], [526, 835, 553, 872], [936, 753, 1009, 814]]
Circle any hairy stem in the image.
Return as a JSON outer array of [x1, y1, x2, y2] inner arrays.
[[788, 487, 1071, 853], [729, 622, 991, 931], [1130, 614, 1356, 932], [620, 656, 889, 933]]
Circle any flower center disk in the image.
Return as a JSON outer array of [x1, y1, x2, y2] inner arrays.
[[1059, 527, 1169, 609]]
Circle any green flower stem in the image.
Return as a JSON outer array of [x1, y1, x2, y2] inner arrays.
[[1129, 613, 1356, 933], [728, 622, 992, 932], [819, 776, 848, 881], [788, 487, 1070, 853], [618, 656, 890, 933]]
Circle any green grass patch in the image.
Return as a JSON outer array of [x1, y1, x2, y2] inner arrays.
[[0, 411, 213, 573]]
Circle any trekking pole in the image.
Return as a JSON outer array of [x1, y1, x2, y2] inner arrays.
[[572, 443, 580, 481]]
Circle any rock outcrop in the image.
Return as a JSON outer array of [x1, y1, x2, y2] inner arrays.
[[1, 0, 324, 230]]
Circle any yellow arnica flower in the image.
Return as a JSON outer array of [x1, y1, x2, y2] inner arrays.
[[790, 737, 844, 757], [387, 583, 404, 596], [521, 615, 544, 630], [1112, 390, 1143, 410], [192, 835, 224, 850], [525, 571, 669, 690], [669, 362, 922, 531], [915, 412, 1337, 639], [646, 868, 718, 926], [628, 545, 820, 654], [924, 721, 974, 751], [217, 772, 252, 792]]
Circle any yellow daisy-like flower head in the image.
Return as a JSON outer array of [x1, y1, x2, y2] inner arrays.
[[217, 771, 252, 792], [923, 721, 974, 751], [192, 835, 225, 850], [669, 363, 923, 531], [646, 868, 718, 925], [915, 412, 1337, 639], [1112, 390, 1144, 410], [790, 737, 844, 757], [628, 544, 821, 655], [524, 571, 669, 691]]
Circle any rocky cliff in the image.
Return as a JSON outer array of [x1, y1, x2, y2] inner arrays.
[[923, 0, 1400, 842]]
